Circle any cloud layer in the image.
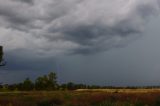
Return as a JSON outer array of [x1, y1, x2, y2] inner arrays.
[[0, 0, 160, 57]]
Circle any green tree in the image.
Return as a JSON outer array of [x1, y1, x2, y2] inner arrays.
[[48, 72, 58, 90], [0, 46, 3, 62], [22, 78, 34, 91], [0, 46, 6, 66], [0, 46, 4, 66], [35, 76, 46, 90], [35, 72, 58, 90], [66, 82, 76, 90]]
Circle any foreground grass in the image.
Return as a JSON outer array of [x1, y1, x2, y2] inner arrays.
[[0, 89, 160, 106]]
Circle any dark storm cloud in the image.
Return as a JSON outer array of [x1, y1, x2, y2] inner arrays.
[[14, 0, 34, 4], [0, 0, 160, 56], [5, 53, 55, 71], [54, 23, 141, 54]]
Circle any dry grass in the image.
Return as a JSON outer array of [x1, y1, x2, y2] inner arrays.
[[76, 88, 160, 93], [0, 89, 160, 106]]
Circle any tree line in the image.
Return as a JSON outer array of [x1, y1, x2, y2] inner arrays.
[[0, 72, 57, 91], [0, 72, 103, 91], [1, 72, 160, 91]]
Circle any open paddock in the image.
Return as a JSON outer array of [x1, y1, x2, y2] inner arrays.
[[76, 88, 160, 93], [0, 89, 160, 106]]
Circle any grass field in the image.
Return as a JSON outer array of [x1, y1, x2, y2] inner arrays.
[[76, 88, 160, 93], [1, 89, 160, 106]]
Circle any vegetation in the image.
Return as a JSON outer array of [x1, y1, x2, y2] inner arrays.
[[0, 72, 160, 105], [0, 90, 160, 106], [0, 72, 160, 92], [0, 46, 4, 66], [0, 46, 6, 66], [0, 72, 58, 91], [0, 72, 109, 91]]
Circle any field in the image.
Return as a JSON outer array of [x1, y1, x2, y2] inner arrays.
[[1, 89, 160, 106]]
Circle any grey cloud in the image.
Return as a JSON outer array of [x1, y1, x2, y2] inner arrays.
[[0, 0, 160, 56], [14, 0, 34, 4]]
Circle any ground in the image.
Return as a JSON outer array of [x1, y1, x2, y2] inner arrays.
[[0, 89, 160, 106]]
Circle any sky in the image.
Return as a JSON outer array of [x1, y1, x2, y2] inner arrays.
[[0, 0, 160, 86]]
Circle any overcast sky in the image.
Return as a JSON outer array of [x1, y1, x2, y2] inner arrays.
[[0, 0, 160, 86]]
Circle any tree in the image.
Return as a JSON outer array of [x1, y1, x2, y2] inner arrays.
[[0, 46, 6, 66], [35, 76, 46, 90], [0, 46, 3, 65], [66, 82, 76, 90], [60, 84, 67, 90], [21, 78, 34, 91], [35, 72, 58, 90], [48, 72, 58, 90], [8, 84, 18, 91]]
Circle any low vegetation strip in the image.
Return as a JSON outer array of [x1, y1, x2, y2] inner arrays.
[[0, 91, 160, 106], [76, 88, 160, 93]]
